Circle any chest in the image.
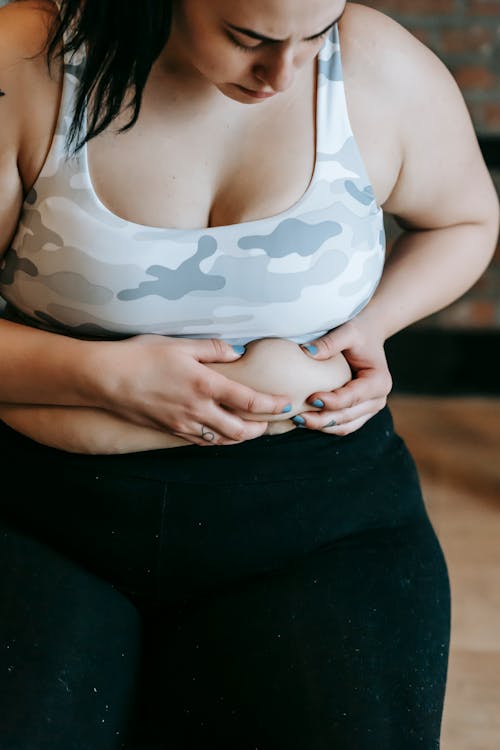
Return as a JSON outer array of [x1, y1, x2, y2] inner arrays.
[[84, 62, 398, 231], [20, 31, 401, 232], [7, 43, 389, 341]]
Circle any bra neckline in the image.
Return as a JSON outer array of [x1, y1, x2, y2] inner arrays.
[[80, 41, 330, 235]]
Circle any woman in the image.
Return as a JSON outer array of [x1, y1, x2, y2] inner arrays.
[[0, 0, 498, 748]]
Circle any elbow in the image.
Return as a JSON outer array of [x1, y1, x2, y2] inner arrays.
[[471, 181, 500, 266], [484, 194, 500, 263]]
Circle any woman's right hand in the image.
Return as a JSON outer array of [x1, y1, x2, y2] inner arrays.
[[92, 335, 292, 446]]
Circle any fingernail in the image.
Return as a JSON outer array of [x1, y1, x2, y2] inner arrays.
[[292, 415, 306, 425], [281, 404, 292, 414], [311, 399, 325, 408], [301, 344, 318, 356], [231, 345, 246, 355]]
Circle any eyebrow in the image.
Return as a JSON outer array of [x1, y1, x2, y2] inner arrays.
[[226, 10, 345, 44]]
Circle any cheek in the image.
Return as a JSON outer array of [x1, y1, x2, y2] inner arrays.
[[197, 42, 250, 78]]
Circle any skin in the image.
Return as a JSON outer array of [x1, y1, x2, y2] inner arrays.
[[0, 0, 498, 453], [0, 339, 352, 453]]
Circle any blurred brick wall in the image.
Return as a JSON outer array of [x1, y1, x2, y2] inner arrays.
[[363, 0, 500, 134], [364, 0, 500, 329]]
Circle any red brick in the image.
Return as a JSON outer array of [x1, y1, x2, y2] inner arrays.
[[471, 274, 493, 293], [431, 302, 471, 328], [440, 26, 494, 54], [470, 100, 500, 132], [452, 64, 496, 90], [469, 301, 496, 326], [483, 101, 500, 129], [407, 26, 434, 46], [493, 237, 500, 263], [434, 299, 495, 328], [469, 0, 500, 15]]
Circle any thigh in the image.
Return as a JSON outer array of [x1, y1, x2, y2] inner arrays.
[[0, 521, 143, 750], [135, 515, 451, 750]]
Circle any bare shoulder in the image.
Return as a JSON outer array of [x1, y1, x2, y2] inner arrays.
[[0, 0, 57, 60], [0, 0, 61, 142], [0, 0, 61, 122], [336, 2, 424, 209], [340, 2, 447, 99], [0, 0, 61, 254], [340, 2, 497, 228]]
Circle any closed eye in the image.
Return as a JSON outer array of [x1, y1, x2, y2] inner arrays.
[[227, 26, 332, 53], [227, 33, 262, 53], [308, 28, 332, 42]]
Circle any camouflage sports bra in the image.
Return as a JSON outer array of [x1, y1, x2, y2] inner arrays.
[[0, 24, 385, 346]]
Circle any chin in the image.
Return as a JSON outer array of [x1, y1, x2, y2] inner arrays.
[[217, 83, 275, 104]]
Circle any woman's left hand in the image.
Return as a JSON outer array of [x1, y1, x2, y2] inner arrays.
[[295, 318, 393, 436]]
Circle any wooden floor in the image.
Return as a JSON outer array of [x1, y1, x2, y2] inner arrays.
[[389, 394, 500, 750]]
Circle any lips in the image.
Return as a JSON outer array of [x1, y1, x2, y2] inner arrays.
[[236, 85, 276, 99]]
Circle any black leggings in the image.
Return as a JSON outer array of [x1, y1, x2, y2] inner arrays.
[[0, 407, 451, 749]]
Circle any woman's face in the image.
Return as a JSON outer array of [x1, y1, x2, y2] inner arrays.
[[168, 0, 347, 103]]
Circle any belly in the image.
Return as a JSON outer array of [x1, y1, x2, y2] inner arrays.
[[208, 337, 352, 422], [0, 337, 353, 452]]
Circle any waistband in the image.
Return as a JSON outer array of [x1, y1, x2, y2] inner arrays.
[[0, 406, 399, 485]]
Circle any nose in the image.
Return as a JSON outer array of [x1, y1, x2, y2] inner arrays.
[[253, 45, 298, 93]]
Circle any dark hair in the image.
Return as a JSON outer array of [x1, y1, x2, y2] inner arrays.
[[46, 1, 173, 153]]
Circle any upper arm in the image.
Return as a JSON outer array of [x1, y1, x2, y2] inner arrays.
[[0, 5, 24, 256], [0, 0, 58, 257], [374, 10, 499, 232], [0, 128, 23, 258]]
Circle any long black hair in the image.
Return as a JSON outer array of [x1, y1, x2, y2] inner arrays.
[[45, 0, 173, 153]]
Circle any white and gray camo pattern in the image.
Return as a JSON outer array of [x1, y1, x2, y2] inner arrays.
[[0, 24, 386, 345]]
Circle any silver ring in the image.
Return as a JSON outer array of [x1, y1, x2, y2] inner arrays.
[[201, 425, 216, 442]]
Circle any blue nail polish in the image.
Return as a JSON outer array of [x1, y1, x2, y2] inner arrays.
[[281, 404, 292, 414], [301, 344, 318, 356], [232, 345, 246, 355], [312, 399, 325, 408], [292, 415, 306, 425]]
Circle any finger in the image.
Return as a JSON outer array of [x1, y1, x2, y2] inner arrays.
[[214, 375, 292, 418], [306, 372, 392, 412], [171, 430, 241, 448], [174, 417, 268, 447], [295, 398, 387, 433], [189, 337, 248, 364], [171, 424, 242, 448], [320, 414, 373, 436], [178, 403, 271, 445], [160, 392, 272, 443], [172, 425, 237, 448], [299, 323, 354, 361]]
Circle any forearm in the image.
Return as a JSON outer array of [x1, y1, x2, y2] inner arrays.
[[0, 318, 102, 406], [0, 403, 185, 453], [357, 219, 499, 340], [0, 403, 296, 454], [2, 338, 349, 452]]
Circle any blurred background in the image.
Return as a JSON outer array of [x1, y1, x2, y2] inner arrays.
[[364, 0, 500, 391], [0, 1, 499, 748], [363, 3, 500, 750]]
